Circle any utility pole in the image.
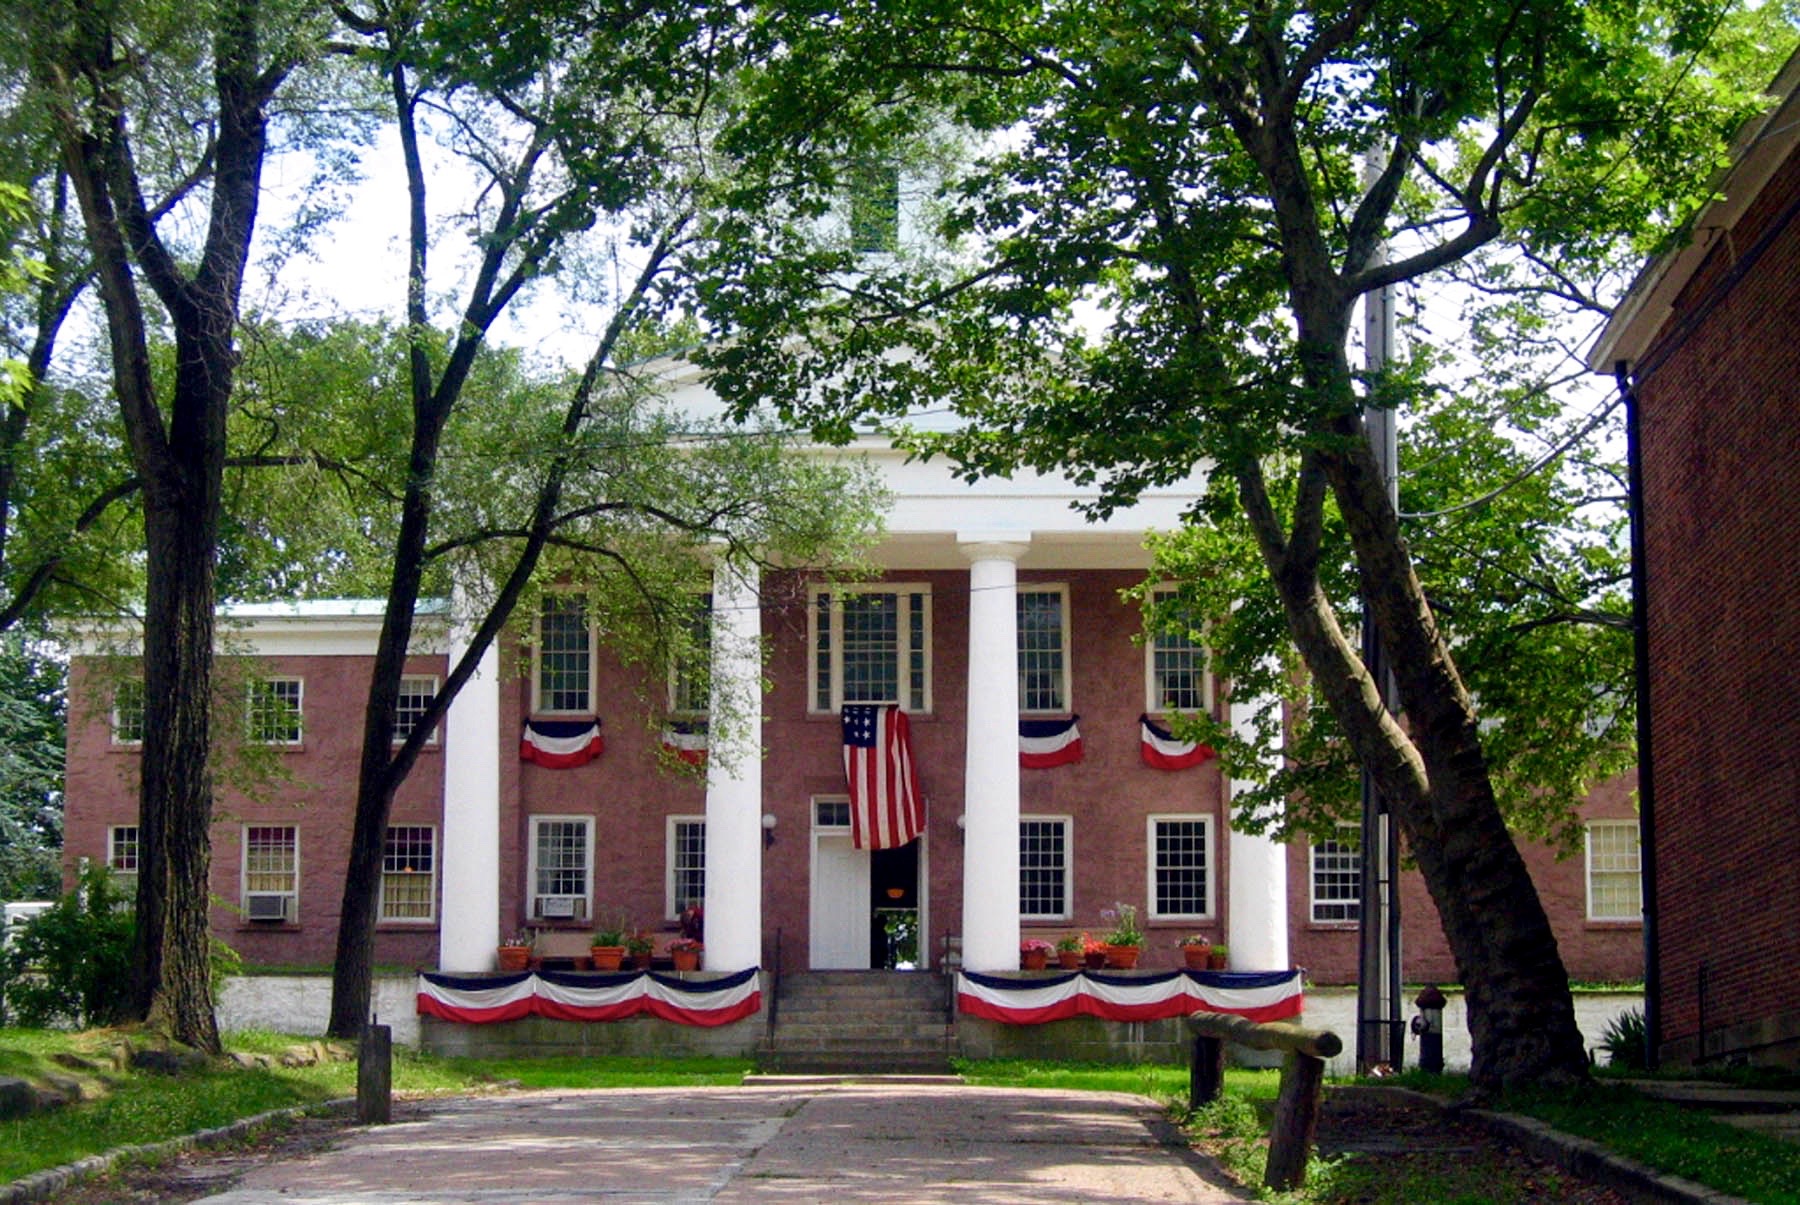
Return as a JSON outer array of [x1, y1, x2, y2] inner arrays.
[[1356, 159, 1404, 1073]]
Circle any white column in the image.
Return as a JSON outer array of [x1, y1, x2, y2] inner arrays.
[[439, 610, 502, 973], [1226, 684, 1289, 970], [959, 536, 1028, 972], [703, 559, 764, 972]]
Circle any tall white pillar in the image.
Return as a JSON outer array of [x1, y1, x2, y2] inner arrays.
[[703, 559, 764, 971], [1226, 685, 1288, 970], [439, 610, 502, 973], [959, 536, 1028, 972]]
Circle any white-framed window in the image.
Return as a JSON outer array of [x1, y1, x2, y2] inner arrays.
[[1145, 587, 1210, 714], [394, 676, 439, 746], [107, 825, 140, 894], [243, 825, 299, 921], [1310, 828, 1361, 923], [533, 595, 593, 714], [1147, 814, 1215, 920], [528, 816, 592, 921], [667, 816, 706, 919], [669, 594, 712, 716], [1020, 815, 1072, 919], [814, 797, 852, 830], [1017, 586, 1071, 714], [1586, 820, 1642, 922], [247, 677, 304, 745], [111, 679, 145, 745], [809, 583, 932, 713], [380, 825, 437, 922]]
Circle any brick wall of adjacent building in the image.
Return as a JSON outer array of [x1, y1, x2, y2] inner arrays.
[[1633, 143, 1800, 1063]]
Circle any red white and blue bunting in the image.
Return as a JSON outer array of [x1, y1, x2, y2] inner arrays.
[[957, 968, 1302, 1025], [520, 719, 604, 769], [1139, 715, 1216, 771], [416, 968, 761, 1027], [660, 720, 709, 767], [1019, 716, 1084, 769]]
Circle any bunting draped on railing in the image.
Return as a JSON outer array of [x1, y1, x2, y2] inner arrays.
[[416, 968, 761, 1027], [1138, 715, 1216, 771], [520, 719, 605, 768], [956, 968, 1302, 1025], [1019, 716, 1083, 768]]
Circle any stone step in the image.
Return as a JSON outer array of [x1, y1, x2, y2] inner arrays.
[[757, 1054, 955, 1075], [764, 1031, 952, 1051], [768, 1020, 949, 1039]]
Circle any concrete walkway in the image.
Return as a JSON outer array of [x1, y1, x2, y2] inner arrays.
[[191, 1079, 1251, 1204]]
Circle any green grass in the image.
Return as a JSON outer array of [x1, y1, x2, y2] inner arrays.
[[0, 1027, 754, 1185], [954, 1057, 1191, 1099]]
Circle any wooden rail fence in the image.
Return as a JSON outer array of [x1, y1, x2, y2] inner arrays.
[[1187, 1013, 1342, 1191]]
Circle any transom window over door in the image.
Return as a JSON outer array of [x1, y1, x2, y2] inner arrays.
[[1017, 587, 1070, 713], [810, 584, 931, 713]]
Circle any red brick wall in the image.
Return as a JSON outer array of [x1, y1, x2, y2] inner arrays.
[[1288, 773, 1645, 985], [1634, 144, 1800, 1056], [64, 651, 449, 969]]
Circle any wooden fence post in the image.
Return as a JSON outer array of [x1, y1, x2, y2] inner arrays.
[[357, 1023, 392, 1126], [1264, 1049, 1326, 1191], [1189, 1031, 1226, 1107], [1184, 1013, 1341, 1191]]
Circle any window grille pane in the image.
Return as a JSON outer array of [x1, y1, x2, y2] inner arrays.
[[815, 800, 851, 828], [1153, 819, 1209, 915], [245, 826, 297, 894], [538, 597, 591, 712], [841, 592, 900, 704], [1151, 590, 1205, 711], [672, 821, 706, 914], [395, 676, 436, 744], [814, 593, 833, 712], [534, 820, 588, 898], [1311, 835, 1361, 922], [248, 679, 303, 743], [908, 592, 927, 711], [1588, 823, 1642, 920], [671, 595, 712, 714], [1017, 591, 1065, 712], [109, 826, 140, 873], [113, 680, 145, 744], [381, 826, 435, 920], [1019, 820, 1067, 916]]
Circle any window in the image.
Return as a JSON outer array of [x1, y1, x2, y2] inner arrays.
[[1146, 588, 1210, 713], [247, 677, 304, 745], [380, 826, 436, 922], [1148, 815, 1214, 919], [111, 679, 145, 745], [1310, 830, 1361, 923], [394, 676, 439, 746], [669, 594, 712, 715], [1586, 820, 1642, 922], [534, 595, 593, 714], [849, 157, 900, 253], [810, 584, 931, 713], [243, 825, 298, 921], [108, 825, 140, 894], [528, 816, 592, 921], [1020, 817, 1071, 919], [1017, 587, 1070, 713], [815, 798, 851, 829], [668, 817, 706, 919]]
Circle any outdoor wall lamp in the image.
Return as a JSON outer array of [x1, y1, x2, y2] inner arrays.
[[761, 812, 777, 849]]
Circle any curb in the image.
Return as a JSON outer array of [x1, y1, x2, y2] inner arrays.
[[1329, 1085, 1751, 1205], [0, 1097, 355, 1205]]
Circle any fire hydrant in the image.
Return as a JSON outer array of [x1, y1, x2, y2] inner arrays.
[[1410, 984, 1446, 1074]]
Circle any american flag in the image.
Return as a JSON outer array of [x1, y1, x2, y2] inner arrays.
[[842, 704, 923, 850]]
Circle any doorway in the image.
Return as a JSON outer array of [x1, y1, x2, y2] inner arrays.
[[809, 798, 924, 969]]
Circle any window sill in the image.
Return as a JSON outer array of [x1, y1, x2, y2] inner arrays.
[[375, 921, 438, 931], [235, 923, 302, 933], [1584, 919, 1643, 930]]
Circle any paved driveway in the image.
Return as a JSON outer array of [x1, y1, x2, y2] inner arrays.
[[193, 1079, 1250, 1203]]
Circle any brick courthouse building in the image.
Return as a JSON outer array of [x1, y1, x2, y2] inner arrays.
[[61, 356, 1642, 1001], [1589, 50, 1800, 1069]]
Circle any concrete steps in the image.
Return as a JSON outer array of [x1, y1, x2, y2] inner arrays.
[[759, 971, 955, 1074]]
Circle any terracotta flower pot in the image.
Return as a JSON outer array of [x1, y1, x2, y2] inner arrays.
[[1182, 945, 1209, 970], [1083, 950, 1107, 970], [1021, 949, 1049, 971], [1103, 944, 1141, 970], [630, 951, 653, 971], [672, 949, 701, 972], [497, 945, 531, 973], [1207, 951, 1228, 971], [590, 945, 626, 971], [1056, 950, 1083, 970]]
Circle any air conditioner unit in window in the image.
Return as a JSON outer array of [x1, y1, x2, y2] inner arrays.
[[246, 893, 290, 922], [538, 896, 578, 919]]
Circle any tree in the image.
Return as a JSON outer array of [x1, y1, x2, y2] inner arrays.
[[692, 0, 1790, 1090], [0, 633, 66, 902], [319, 0, 880, 1037], [14, 0, 327, 1051]]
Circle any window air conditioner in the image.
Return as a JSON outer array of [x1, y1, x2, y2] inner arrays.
[[246, 893, 290, 922]]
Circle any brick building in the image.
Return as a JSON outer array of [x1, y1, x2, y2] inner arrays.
[[1588, 50, 1800, 1068]]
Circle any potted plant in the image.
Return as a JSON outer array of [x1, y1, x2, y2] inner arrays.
[[625, 930, 655, 970], [1179, 935, 1210, 970], [1055, 934, 1084, 969], [668, 936, 703, 972], [1207, 943, 1229, 971], [590, 920, 629, 971], [1101, 904, 1143, 969], [1080, 932, 1107, 970], [679, 901, 704, 942], [1019, 938, 1054, 971], [497, 931, 533, 973]]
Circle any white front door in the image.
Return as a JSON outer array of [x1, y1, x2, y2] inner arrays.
[[810, 827, 870, 969]]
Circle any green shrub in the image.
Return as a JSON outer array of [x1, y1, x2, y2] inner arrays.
[[1, 864, 135, 1027], [1598, 1007, 1648, 1070]]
